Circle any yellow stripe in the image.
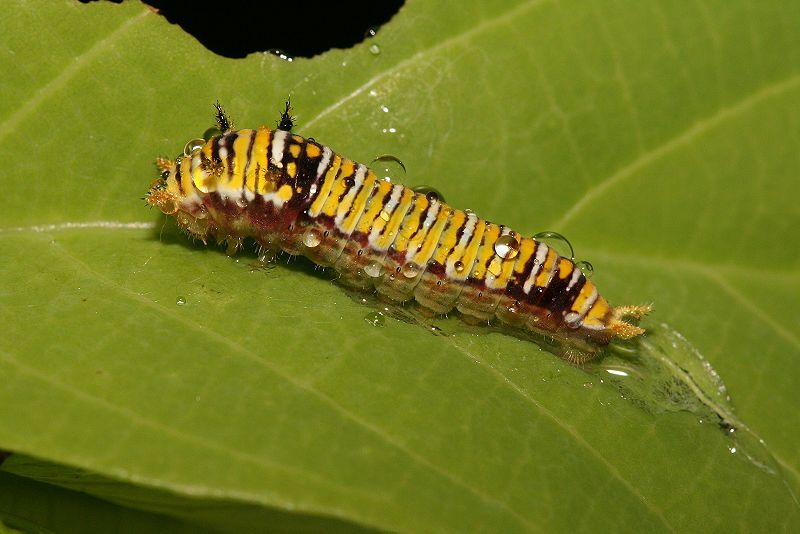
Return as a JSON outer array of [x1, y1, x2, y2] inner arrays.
[[340, 170, 377, 234], [534, 248, 557, 287], [246, 129, 270, 193], [335, 168, 364, 225], [228, 130, 252, 190], [308, 154, 341, 216], [411, 205, 452, 265], [558, 257, 573, 279], [253, 128, 273, 194], [514, 237, 536, 274], [357, 180, 394, 234], [433, 210, 466, 264], [394, 194, 430, 254], [571, 280, 596, 314], [322, 159, 355, 217], [583, 296, 611, 328], [449, 217, 486, 280], [377, 187, 415, 249], [471, 223, 501, 280], [486, 232, 518, 287]]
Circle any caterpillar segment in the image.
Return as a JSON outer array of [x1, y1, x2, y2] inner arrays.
[[146, 109, 649, 361]]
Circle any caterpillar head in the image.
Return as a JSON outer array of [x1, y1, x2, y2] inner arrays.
[[145, 155, 213, 243]]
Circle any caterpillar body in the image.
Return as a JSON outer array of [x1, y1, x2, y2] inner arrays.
[[146, 103, 649, 362]]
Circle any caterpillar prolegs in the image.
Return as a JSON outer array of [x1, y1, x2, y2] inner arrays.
[[146, 103, 650, 362]]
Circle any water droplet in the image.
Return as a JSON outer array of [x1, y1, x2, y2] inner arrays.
[[506, 305, 517, 314], [534, 231, 575, 259], [564, 311, 582, 329], [364, 311, 385, 327], [258, 251, 276, 264], [576, 260, 594, 277], [369, 43, 381, 55], [412, 185, 445, 203], [159, 198, 177, 215], [370, 154, 406, 182], [380, 105, 390, 113], [236, 197, 247, 208], [302, 228, 322, 248], [381, 127, 397, 134], [402, 262, 421, 278], [183, 138, 205, 157], [194, 206, 208, 219], [364, 261, 383, 278], [202, 127, 221, 141], [176, 296, 186, 305], [454, 260, 466, 274], [494, 235, 520, 260], [364, 27, 378, 39], [269, 49, 294, 62], [368, 89, 378, 98], [583, 382, 593, 388]]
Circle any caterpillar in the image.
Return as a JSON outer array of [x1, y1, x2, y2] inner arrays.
[[146, 102, 650, 362]]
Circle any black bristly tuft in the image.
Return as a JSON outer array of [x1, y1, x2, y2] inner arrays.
[[214, 101, 232, 132], [277, 97, 295, 131]]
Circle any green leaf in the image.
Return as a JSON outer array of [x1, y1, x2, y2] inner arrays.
[[1, 0, 798, 531], [0, 468, 209, 533]]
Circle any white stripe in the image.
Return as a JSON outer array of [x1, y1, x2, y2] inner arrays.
[[577, 287, 599, 317], [335, 164, 366, 229], [270, 129, 288, 168], [566, 266, 582, 291], [523, 243, 549, 294], [446, 213, 477, 278], [406, 201, 441, 263], [316, 146, 332, 179]]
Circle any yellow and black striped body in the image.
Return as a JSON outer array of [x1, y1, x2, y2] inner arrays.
[[147, 125, 647, 359]]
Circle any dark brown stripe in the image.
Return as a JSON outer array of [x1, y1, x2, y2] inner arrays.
[[241, 130, 257, 192], [224, 132, 237, 182]]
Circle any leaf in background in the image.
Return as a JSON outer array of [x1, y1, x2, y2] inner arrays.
[[0, 0, 798, 532]]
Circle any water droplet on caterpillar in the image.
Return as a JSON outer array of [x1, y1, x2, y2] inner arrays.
[[494, 235, 520, 260], [402, 262, 421, 278], [183, 138, 205, 157], [412, 185, 445, 203], [564, 311, 582, 329], [534, 231, 575, 259], [302, 228, 322, 248], [370, 155, 406, 182], [576, 260, 594, 278], [364, 261, 383, 278], [202, 127, 221, 141]]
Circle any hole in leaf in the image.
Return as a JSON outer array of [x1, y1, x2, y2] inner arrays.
[[138, 0, 405, 58]]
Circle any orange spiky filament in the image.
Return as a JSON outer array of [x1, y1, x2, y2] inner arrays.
[[608, 304, 652, 339]]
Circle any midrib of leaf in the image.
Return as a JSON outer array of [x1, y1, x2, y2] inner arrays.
[[1, 231, 537, 532], [552, 73, 800, 229]]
